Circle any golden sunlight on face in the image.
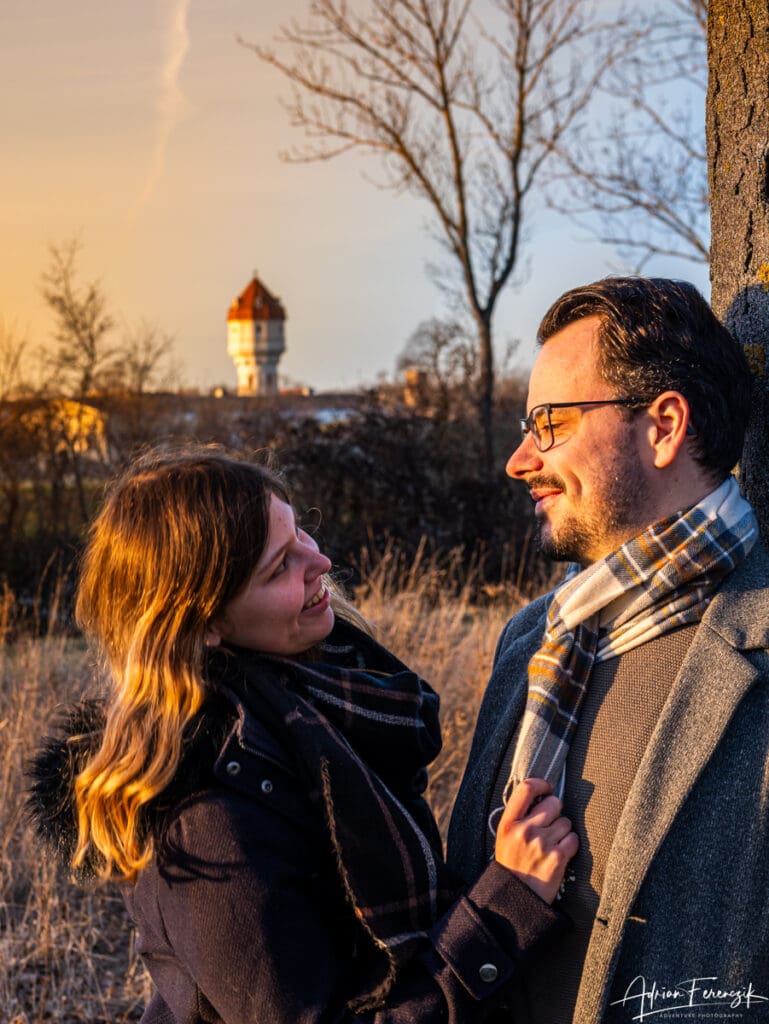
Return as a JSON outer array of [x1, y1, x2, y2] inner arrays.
[[206, 495, 335, 656], [506, 317, 652, 565]]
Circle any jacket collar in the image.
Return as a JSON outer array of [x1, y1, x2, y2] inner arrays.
[[700, 541, 769, 651]]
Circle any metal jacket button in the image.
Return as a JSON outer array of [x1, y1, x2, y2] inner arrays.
[[225, 760, 241, 776], [479, 963, 498, 983], [261, 779, 274, 794]]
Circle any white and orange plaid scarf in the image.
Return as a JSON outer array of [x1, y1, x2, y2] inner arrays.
[[505, 475, 758, 797]]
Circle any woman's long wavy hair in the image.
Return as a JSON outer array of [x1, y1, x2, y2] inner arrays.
[[73, 446, 363, 882]]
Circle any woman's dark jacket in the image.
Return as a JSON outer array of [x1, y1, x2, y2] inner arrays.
[[28, 620, 562, 1023]]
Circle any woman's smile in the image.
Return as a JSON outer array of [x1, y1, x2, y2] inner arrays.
[[207, 494, 335, 654], [302, 584, 330, 612]]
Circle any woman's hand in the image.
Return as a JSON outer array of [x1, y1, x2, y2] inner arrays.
[[494, 777, 578, 904]]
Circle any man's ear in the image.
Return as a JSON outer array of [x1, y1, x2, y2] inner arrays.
[[645, 391, 692, 469]]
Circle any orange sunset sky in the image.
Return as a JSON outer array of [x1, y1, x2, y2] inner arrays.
[[1, 0, 709, 394]]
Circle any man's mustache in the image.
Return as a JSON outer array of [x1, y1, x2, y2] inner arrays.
[[526, 474, 566, 492]]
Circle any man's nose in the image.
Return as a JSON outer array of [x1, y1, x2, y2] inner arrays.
[[506, 434, 543, 479]]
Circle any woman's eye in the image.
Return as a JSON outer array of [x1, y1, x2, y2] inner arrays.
[[271, 558, 287, 579]]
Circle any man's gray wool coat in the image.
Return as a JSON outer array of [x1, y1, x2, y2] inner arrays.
[[448, 543, 769, 1023]]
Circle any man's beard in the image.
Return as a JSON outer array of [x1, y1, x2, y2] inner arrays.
[[534, 452, 652, 566]]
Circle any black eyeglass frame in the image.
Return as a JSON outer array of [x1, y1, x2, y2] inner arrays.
[[520, 399, 647, 452]]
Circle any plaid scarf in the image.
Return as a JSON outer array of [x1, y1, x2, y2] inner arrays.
[[208, 620, 449, 1009], [506, 476, 758, 797]]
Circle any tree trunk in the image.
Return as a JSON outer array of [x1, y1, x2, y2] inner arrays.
[[476, 314, 495, 478], [706, 0, 769, 540]]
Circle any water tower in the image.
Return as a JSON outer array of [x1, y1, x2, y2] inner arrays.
[[226, 274, 286, 396]]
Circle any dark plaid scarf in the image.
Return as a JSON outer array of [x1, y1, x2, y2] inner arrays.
[[207, 619, 449, 1006], [506, 476, 758, 796]]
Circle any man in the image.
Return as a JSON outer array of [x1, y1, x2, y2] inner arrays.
[[448, 278, 769, 1023]]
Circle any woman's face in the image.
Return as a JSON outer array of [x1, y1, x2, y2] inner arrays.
[[206, 493, 335, 655]]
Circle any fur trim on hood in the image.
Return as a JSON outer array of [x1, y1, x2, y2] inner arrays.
[[26, 697, 233, 882]]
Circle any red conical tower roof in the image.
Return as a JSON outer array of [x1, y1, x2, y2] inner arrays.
[[227, 276, 286, 322]]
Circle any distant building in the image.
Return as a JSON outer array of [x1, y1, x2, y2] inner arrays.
[[403, 367, 429, 409], [21, 399, 108, 459], [226, 274, 286, 396]]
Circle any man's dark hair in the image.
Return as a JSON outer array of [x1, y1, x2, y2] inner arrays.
[[537, 277, 753, 482]]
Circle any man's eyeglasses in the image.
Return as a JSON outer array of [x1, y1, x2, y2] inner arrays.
[[520, 399, 646, 452]]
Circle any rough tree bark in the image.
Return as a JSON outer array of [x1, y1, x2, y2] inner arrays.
[[706, 0, 769, 540]]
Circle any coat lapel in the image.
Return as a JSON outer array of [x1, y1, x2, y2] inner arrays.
[[598, 635, 761, 915], [577, 545, 769, 1019]]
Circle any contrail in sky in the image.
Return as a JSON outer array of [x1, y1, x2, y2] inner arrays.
[[130, 0, 191, 219]]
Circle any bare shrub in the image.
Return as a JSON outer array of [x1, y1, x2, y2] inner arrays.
[[0, 595, 150, 1022]]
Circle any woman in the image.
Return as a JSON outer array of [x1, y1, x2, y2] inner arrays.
[[29, 446, 576, 1023]]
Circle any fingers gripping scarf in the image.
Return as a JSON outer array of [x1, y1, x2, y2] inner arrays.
[[506, 476, 759, 797]]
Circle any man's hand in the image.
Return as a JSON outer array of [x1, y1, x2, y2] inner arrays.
[[494, 777, 579, 904]]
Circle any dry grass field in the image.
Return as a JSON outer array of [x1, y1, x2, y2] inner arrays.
[[0, 554, 546, 1023]]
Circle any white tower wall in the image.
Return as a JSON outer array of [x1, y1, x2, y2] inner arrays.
[[227, 316, 285, 396]]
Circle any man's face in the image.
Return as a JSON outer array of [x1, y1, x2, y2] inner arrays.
[[507, 316, 653, 566]]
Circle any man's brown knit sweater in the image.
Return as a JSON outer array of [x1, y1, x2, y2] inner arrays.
[[487, 624, 698, 1024]]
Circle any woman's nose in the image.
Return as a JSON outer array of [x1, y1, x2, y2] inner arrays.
[[300, 531, 331, 576], [313, 549, 332, 576], [506, 434, 543, 479]]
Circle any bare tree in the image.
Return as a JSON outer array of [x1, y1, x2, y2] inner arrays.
[[40, 240, 116, 398], [38, 241, 119, 519], [553, 0, 709, 269], [112, 319, 177, 395], [0, 318, 29, 401], [0, 319, 31, 547], [248, 0, 615, 471], [398, 317, 475, 416], [707, 0, 769, 539]]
